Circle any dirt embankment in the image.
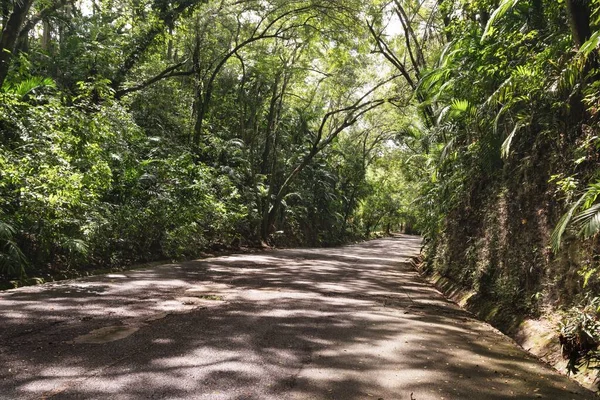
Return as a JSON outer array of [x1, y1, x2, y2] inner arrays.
[[413, 254, 599, 393]]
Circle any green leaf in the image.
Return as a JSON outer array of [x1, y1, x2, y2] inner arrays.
[[501, 120, 528, 158], [579, 31, 600, 56], [573, 203, 600, 238], [552, 195, 587, 252], [482, 0, 520, 40]]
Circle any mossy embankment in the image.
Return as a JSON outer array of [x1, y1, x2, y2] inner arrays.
[[418, 127, 600, 391]]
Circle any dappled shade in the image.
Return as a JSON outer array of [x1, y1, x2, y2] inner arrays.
[[0, 237, 594, 399]]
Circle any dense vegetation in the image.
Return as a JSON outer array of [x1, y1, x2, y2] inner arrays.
[[2, 0, 600, 377], [0, 0, 418, 283]]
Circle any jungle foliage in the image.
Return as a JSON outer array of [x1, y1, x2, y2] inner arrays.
[[400, 0, 600, 376], [3, 0, 600, 372], [0, 0, 418, 284]]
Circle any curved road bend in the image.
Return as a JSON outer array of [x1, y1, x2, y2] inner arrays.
[[0, 236, 595, 399]]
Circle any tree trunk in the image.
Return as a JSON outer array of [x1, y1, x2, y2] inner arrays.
[[193, 95, 206, 146], [340, 187, 357, 236], [260, 73, 282, 175], [0, 0, 34, 90], [565, 0, 592, 48], [564, 0, 595, 124], [191, 37, 205, 147], [2, 2, 10, 31], [167, 24, 173, 60], [42, 19, 51, 51]]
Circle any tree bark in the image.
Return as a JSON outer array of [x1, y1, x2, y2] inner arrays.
[[564, 0, 596, 127], [192, 32, 289, 146], [41, 19, 51, 51], [2, 2, 10, 31], [112, 0, 202, 91], [260, 73, 282, 175], [0, 0, 35, 90], [565, 0, 592, 48], [167, 24, 174, 60], [260, 93, 389, 241], [17, 0, 71, 44]]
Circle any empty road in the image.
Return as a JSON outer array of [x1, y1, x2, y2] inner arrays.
[[0, 236, 594, 399]]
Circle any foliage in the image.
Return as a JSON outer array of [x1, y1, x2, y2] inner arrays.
[[0, 0, 416, 283], [559, 296, 600, 375], [0, 220, 28, 278], [552, 180, 600, 253], [6, 3, 600, 378], [365, 0, 600, 376]]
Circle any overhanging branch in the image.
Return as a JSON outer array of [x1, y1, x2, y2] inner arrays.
[[115, 59, 192, 98]]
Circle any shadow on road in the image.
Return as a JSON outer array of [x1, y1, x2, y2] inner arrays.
[[0, 236, 594, 399]]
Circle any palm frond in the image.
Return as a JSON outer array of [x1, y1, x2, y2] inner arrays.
[[484, 76, 514, 108], [552, 195, 587, 253], [0, 221, 16, 241], [0, 220, 28, 278], [61, 237, 89, 255], [501, 120, 528, 158], [3, 77, 56, 98], [482, 0, 520, 40], [580, 31, 600, 56], [436, 105, 452, 125], [439, 136, 457, 164], [557, 59, 585, 94], [573, 203, 600, 238], [417, 67, 450, 96]]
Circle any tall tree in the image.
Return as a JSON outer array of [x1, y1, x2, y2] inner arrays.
[[566, 0, 592, 47], [0, 0, 35, 89]]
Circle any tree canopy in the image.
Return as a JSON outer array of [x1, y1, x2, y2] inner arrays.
[[3, 3, 600, 372]]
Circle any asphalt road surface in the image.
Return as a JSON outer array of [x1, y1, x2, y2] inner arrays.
[[0, 236, 595, 399]]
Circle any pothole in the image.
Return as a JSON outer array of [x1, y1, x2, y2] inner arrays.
[[187, 294, 224, 301], [182, 284, 233, 303], [185, 283, 235, 296], [176, 295, 224, 305], [72, 287, 229, 344], [73, 326, 140, 344], [72, 312, 169, 344]]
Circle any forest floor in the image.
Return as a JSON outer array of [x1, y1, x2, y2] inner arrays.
[[0, 236, 596, 399]]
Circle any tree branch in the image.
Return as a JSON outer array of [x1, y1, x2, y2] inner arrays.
[[367, 19, 416, 89], [115, 59, 191, 98], [18, 0, 72, 41]]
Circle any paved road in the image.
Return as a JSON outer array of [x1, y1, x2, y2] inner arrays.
[[0, 236, 595, 399]]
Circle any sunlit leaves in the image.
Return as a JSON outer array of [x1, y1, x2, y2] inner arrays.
[[481, 0, 520, 40], [552, 182, 600, 252]]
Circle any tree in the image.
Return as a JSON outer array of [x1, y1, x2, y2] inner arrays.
[[566, 0, 592, 47], [0, 0, 35, 89]]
